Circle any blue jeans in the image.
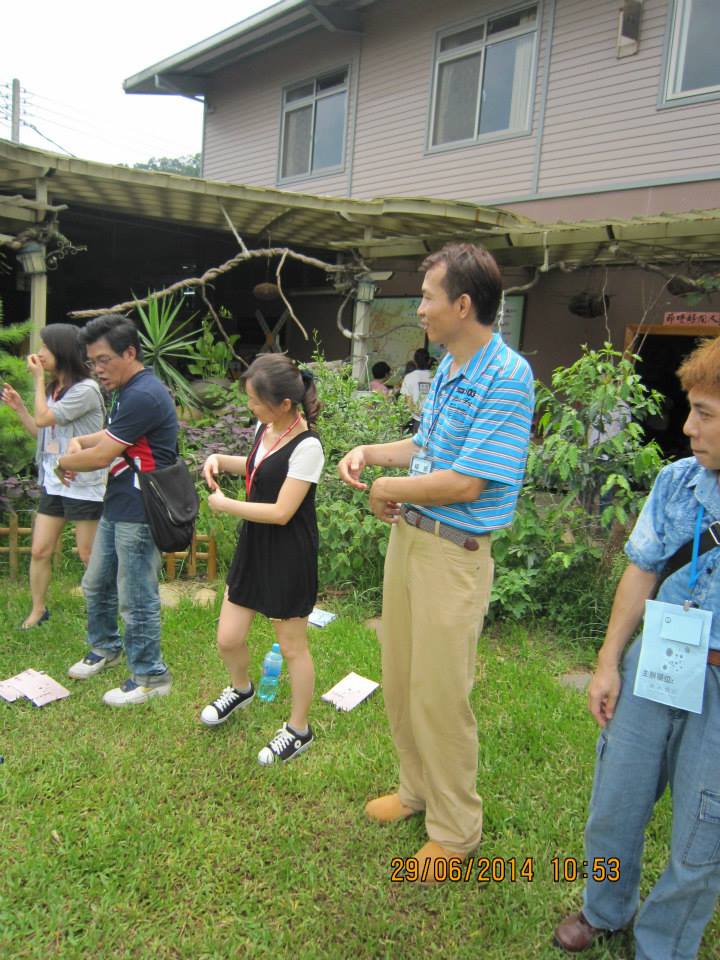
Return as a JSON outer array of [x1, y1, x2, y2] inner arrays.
[[82, 517, 169, 684], [582, 638, 720, 960]]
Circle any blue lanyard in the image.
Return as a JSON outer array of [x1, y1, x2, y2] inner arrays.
[[424, 367, 464, 445], [688, 505, 705, 591]]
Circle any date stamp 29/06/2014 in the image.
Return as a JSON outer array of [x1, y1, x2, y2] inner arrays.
[[390, 856, 622, 884]]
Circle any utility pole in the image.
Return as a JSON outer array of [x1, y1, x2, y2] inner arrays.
[[11, 78, 20, 142]]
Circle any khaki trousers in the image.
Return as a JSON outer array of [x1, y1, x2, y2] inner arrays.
[[381, 516, 493, 855]]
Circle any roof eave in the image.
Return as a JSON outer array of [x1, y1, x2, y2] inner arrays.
[[123, 0, 366, 96]]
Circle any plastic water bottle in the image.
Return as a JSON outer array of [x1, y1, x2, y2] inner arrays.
[[257, 642, 283, 702]]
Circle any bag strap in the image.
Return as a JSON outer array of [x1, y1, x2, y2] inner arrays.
[[656, 519, 720, 591], [122, 452, 139, 474]]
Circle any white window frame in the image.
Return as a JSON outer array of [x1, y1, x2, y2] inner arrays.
[[427, 3, 539, 152], [278, 67, 349, 183], [663, 0, 720, 104]]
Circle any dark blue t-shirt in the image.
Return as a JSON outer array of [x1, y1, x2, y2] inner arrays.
[[103, 368, 178, 523]]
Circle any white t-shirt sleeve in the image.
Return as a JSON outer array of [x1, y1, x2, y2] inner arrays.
[[287, 436, 324, 483]]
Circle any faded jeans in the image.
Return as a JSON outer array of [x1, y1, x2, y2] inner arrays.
[[582, 638, 720, 960], [82, 517, 169, 684]]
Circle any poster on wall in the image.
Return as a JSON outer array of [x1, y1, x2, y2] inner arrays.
[[366, 297, 424, 380], [495, 295, 525, 351]]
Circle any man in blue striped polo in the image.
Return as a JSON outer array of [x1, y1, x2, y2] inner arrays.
[[338, 243, 534, 881]]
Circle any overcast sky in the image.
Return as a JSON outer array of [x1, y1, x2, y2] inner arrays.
[[1, 0, 275, 166]]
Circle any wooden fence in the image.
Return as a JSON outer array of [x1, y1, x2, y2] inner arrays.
[[0, 514, 216, 581]]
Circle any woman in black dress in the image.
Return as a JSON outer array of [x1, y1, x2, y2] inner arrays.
[[200, 355, 324, 764]]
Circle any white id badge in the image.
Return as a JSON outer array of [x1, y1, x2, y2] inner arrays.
[[634, 600, 712, 713], [409, 449, 433, 476], [45, 440, 60, 454]]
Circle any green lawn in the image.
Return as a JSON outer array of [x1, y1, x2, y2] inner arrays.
[[1, 577, 717, 959]]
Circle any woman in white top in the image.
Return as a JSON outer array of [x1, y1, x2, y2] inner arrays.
[[2, 324, 105, 628], [200, 354, 325, 766]]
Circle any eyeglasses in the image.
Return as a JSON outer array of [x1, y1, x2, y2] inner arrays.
[[87, 355, 117, 369]]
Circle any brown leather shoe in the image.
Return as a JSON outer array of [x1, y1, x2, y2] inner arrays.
[[553, 912, 612, 952], [412, 840, 460, 885], [365, 793, 418, 823]]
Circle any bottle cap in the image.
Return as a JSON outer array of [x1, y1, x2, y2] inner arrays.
[[271, 642, 281, 653]]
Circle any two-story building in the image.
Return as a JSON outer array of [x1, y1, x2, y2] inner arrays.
[[121, 0, 720, 452]]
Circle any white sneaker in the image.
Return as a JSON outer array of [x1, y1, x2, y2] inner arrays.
[[200, 685, 254, 726], [258, 723, 313, 765], [103, 677, 172, 707], [68, 649, 123, 680]]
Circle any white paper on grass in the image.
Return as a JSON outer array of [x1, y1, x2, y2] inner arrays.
[[322, 672, 379, 712], [0, 668, 70, 707], [308, 607, 337, 628]]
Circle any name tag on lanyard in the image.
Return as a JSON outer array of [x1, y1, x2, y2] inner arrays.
[[634, 600, 711, 713], [409, 447, 433, 476]]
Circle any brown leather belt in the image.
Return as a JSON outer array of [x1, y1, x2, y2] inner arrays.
[[400, 505, 484, 552], [709, 650, 720, 667]]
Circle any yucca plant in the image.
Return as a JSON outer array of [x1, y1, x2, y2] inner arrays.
[[133, 295, 198, 408]]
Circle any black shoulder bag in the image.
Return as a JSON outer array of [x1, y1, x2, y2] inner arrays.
[[123, 453, 200, 553]]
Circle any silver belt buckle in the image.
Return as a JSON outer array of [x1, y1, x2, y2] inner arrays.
[[709, 520, 720, 546]]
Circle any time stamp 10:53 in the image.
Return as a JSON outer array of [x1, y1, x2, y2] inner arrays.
[[390, 856, 621, 884]]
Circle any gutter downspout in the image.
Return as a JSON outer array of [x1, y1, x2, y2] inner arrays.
[[531, 0, 557, 196]]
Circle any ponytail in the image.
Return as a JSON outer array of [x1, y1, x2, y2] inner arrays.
[[242, 354, 322, 428]]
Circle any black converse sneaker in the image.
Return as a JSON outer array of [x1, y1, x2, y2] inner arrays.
[[200, 685, 254, 726], [258, 723, 313, 765]]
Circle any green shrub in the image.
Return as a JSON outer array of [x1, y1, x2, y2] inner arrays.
[[0, 321, 37, 510], [490, 344, 666, 643], [312, 355, 408, 595]]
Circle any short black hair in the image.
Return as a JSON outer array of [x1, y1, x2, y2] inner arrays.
[[421, 243, 502, 326], [413, 348, 431, 370], [372, 361, 391, 380], [79, 314, 143, 360]]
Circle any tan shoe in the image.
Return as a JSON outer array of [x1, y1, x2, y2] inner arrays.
[[365, 793, 417, 823], [412, 840, 460, 885]]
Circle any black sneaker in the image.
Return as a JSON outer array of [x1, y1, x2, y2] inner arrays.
[[200, 685, 254, 726], [258, 723, 313, 765]]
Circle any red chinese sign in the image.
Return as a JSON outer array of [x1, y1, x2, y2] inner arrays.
[[663, 312, 720, 326]]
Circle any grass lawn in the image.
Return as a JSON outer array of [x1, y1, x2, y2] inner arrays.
[[1, 576, 718, 960]]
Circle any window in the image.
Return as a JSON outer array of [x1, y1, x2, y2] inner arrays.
[[665, 0, 720, 101], [430, 5, 538, 148], [280, 69, 348, 179]]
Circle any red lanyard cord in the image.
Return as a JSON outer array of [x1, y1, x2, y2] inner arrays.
[[245, 414, 302, 497]]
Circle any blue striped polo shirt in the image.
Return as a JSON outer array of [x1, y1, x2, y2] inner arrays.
[[411, 334, 534, 534]]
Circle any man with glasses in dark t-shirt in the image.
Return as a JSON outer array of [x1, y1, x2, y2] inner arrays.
[[56, 314, 176, 706]]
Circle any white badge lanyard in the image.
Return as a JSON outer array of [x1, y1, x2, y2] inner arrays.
[[409, 371, 463, 477], [634, 503, 715, 714]]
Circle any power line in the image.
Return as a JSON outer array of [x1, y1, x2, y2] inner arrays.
[[19, 117, 76, 156], [2, 78, 202, 162]]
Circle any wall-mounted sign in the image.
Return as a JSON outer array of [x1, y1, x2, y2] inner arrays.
[[366, 297, 423, 375], [496, 295, 526, 351], [663, 311, 720, 326]]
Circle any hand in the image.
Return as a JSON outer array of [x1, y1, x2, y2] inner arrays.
[[587, 662, 622, 728], [202, 455, 221, 491], [207, 488, 228, 513], [27, 354, 44, 378], [369, 479, 400, 524], [338, 446, 367, 491], [54, 460, 76, 487], [1, 382, 24, 412], [66, 438, 83, 456]]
